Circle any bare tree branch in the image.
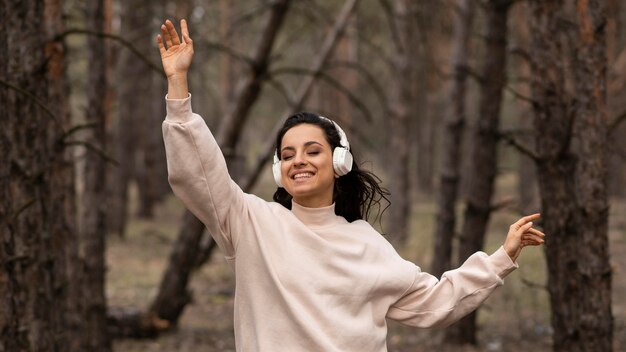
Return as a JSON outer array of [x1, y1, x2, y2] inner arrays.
[[326, 60, 389, 110], [63, 140, 119, 166], [269, 67, 373, 122], [609, 110, 626, 134], [505, 85, 540, 105], [265, 77, 297, 108], [499, 130, 540, 161], [57, 29, 165, 77], [202, 40, 256, 67], [0, 77, 61, 126], [464, 65, 487, 85], [490, 196, 515, 212], [520, 277, 547, 290]]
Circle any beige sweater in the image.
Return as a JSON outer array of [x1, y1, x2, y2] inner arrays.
[[162, 95, 518, 352]]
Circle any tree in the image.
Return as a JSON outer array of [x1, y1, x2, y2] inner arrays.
[[431, 0, 475, 279], [0, 0, 83, 349], [82, 0, 112, 349], [528, 0, 613, 350], [386, 0, 414, 245], [107, 0, 152, 235], [446, 0, 513, 345]]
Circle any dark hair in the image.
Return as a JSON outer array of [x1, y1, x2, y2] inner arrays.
[[272, 111, 390, 223]]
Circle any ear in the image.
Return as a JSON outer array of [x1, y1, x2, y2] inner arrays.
[[334, 172, 340, 179]]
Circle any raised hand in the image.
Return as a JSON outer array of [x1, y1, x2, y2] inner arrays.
[[157, 19, 193, 99], [503, 213, 545, 262], [157, 19, 194, 79]]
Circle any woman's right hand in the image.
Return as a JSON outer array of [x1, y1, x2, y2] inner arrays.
[[157, 19, 194, 80]]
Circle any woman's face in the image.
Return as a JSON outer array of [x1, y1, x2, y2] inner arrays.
[[279, 123, 337, 208]]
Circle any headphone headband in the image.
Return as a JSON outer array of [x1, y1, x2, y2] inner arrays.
[[319, 116, 350, 151]]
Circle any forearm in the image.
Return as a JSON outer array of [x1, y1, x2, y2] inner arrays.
[[167, 74, 189, 99], [387, 247, 517, 328]]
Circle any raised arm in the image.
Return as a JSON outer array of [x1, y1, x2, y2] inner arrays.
[[157, 20, 249, 258]]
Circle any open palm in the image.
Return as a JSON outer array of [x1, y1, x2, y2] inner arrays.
[[157, 19, 194, 79]]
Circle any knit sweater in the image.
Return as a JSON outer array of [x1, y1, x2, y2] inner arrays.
[[162, 94, 518, 352]]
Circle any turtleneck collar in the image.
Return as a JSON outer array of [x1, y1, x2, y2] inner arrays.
[[290, 200, 345, 229]]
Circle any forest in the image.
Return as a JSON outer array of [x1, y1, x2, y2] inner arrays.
[[1, 0, 625, 351]]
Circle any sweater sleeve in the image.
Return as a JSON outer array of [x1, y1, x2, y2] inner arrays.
[[161, 94, 246, 258], [386, 246, 518, 328]]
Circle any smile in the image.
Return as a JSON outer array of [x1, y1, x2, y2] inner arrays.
[[293, 172, 314, 180]]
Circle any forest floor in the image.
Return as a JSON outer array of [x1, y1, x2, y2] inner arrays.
[[110, 181, 626, 352]]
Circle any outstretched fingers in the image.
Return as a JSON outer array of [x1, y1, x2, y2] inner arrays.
[[180, 19, 189, 39], [157, 34, 166, 55], [165, 19, 181, 46], [161, 24, 172, 49], [512, 213, 540, 230], [522, 228, 545, 245]]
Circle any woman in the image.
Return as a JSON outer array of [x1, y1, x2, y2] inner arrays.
[[158, 19, 545, 352]]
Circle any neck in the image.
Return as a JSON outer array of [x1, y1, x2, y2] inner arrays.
[[292, 194, 333, 208], [290, 200, 342, 228]]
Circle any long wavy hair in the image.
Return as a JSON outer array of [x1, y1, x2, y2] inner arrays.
[[272, 112, 390, 223]]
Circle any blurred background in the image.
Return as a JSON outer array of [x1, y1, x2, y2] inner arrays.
[[1, 0, 625, 351]]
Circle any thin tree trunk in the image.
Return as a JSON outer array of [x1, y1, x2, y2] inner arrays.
[[149, 211, 207, 322], [446, 0, 512, 345], [335, 14, 358, 130], [81, 0, 111, 349], [220, 0, 236, 111], [431, 0, 475, 279], [512, 2, 539, 214], [136, 2, 164, 218], [529, 1, 613, 350], [607, 0, 626, 199], [387, 0, 413, 246], [108, 0, 151, 235], [0, 0, 80, 349]]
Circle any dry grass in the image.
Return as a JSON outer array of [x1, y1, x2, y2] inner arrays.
[[110, 180, 626, 351]]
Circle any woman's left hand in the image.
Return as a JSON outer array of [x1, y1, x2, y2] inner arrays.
[[503, 213, 545, 262]]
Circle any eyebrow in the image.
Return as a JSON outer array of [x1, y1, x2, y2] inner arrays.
[[281, 141, 324, 152]]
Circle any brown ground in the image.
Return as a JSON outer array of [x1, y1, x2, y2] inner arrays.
[[110, 186, 626, 352]]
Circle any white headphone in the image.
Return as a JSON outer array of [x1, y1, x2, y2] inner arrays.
[[273, 116, 353, 188]]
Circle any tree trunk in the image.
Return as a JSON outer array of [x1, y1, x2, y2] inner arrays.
[[607, 0, 626, 199], [107, 0, 151, 235], [446, 0, 512, 345], [529, 1, 613, 350], [431, 0, 475, 279], [511, 2, 540, 214], [81, 0, 111, 350], [135, 2, 164, 219], [387, 0, 413, 246], [220, 0, 236, 111], [0, 0, 81, 349], [149, 211, 207, 322]]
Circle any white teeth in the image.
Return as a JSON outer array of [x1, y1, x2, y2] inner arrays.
[[293, 172, 314, 179]]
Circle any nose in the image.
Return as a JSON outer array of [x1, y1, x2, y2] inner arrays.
[[293, 151, 307, 166]]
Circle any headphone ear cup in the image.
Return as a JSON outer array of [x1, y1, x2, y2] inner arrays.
[[272, 155, 283, 187], [332, 147, 353, 176]]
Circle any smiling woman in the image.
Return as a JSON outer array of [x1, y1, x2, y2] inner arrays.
[[158, 19, 546, 352], [271, 112, 388, 222]]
